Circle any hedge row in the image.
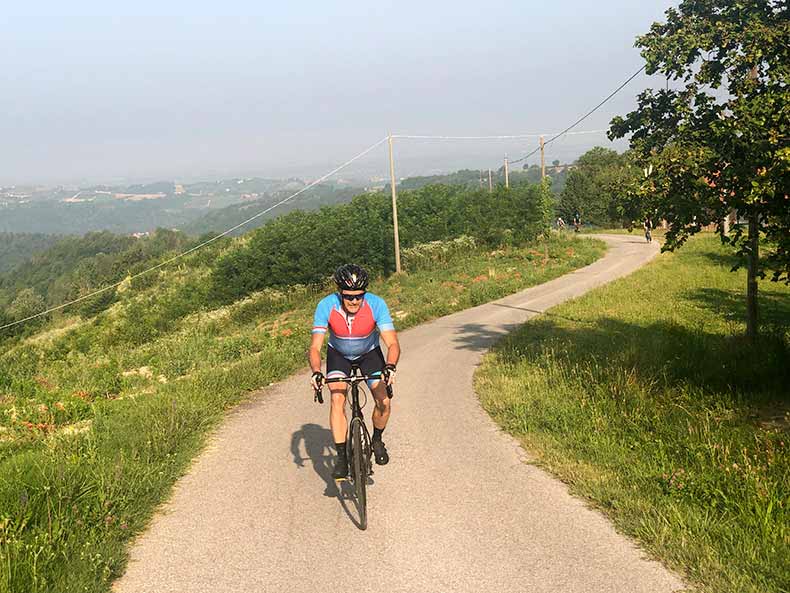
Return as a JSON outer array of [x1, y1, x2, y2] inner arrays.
[[210, 182, 553, 302]]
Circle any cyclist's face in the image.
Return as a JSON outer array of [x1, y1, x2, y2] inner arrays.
[[340, 290, 365, 313]]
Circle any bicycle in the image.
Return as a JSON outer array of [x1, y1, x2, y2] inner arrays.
[[313, 364, 392, 530]]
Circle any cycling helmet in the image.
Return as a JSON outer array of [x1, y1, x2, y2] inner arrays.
[[333, 264, 369, 291]]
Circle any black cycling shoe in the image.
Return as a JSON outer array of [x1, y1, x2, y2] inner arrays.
[[371, 439, 389, 465], [332, 455, 349, 481]]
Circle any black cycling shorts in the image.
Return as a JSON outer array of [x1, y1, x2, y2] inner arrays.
[[326, 346, 385, 388]]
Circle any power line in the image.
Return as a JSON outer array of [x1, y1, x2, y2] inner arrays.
[[509, 65, 646, 165], [392, 129, 607, 141], [0, 137, 388, 332], [393, 133, 548, 140]]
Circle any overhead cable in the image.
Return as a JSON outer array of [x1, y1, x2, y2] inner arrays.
[[393, 133, 548, 140], [0, 137, 388, 332], [509, 65, 646, 164]]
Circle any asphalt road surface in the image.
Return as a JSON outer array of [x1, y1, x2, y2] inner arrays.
[[115, 235, 684, 593]]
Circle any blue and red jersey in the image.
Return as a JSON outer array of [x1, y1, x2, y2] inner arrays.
[[311, 292, 395, 360]]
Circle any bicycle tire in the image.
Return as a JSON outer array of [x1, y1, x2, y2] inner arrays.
[[350, 418, 368, 530]]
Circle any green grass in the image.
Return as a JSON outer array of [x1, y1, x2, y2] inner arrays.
[[0, 234, 604, 593], [475, 235, 789, 593]]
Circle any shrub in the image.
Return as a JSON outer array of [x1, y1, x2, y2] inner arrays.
[[211, 183, 551, 302]]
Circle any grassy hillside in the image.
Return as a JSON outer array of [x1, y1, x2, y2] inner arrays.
[[476, 235, 789, 593], [0, 230, 197, 319], [0, 177, 604, 592], [0, 232, 604, 592]]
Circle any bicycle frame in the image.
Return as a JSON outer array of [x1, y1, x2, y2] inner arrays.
[[313, 365, 391, 530], [315, 364, 374, 470]]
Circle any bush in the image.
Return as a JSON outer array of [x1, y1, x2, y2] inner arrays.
[[77, 288, 118, 319], [210, 183, 551, 302]]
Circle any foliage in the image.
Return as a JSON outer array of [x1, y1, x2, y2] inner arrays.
[[7, 289, 46, 322], [558, 147, 640, 226], [0, 230, 195, 316], [211, 183, 552, 302], [393, 166, 570, 194], [76, 288, 118, 319], [609, 0, 790, 283], [0, 233, 61, 275]]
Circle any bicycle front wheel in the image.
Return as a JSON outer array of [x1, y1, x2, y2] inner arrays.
[[350, 417, 368, 530]]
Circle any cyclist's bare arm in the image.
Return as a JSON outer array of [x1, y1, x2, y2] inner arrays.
[[379, 329, 400, 386], [380, 330, 400, 366], [309, 332, 325, 389], [309, 332, 325, 373]]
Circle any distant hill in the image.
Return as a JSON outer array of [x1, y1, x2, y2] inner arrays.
[[0, 195, 209, 235], [0, 177, 332, 236], [182, 184, 362, 236]]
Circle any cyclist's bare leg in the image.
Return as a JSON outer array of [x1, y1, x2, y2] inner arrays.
[[369, 380, 391, 430], [329, 383, 349, 443]]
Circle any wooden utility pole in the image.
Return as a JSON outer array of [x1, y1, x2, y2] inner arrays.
[[388, 133, 402, 273], [504, 156, 510, 189], [488, 169, 493, 193], [540, 136, 546, 179]]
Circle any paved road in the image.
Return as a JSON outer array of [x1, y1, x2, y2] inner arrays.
[[115, 235, 684, 593]]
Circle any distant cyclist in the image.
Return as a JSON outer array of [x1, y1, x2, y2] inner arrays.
[[573, 211, 581, 233], [643, 217, 653, 243], [309, 264, 401, 481], [556, 216, 566, 231]]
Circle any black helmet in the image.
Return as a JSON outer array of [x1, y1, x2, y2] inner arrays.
[[333, 264, 369, 291]]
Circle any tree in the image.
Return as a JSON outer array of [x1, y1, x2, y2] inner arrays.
[[558, 147, 637, 226], [610, 0, 789, 339], [8, 288, 46, 322]]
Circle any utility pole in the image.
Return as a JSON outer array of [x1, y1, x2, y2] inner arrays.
[[388, 133, 402, 273], [540, 136, 546, 180], [488, 169, 493, 193], [504, 155, 510, 189], [479, 169, 483, 189]]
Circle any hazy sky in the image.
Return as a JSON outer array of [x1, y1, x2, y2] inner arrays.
[[1, 1, 675, 186]]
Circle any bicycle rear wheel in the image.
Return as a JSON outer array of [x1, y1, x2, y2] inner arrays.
[[350, 417, 368, 530]]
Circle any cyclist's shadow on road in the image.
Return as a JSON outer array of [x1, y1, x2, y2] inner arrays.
[[290, 423, 370, 526]]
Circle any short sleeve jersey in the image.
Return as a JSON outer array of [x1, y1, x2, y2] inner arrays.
[[312, 293, 395, 360]]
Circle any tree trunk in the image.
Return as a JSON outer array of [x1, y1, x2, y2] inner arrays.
[[746, 213, 759, 340]]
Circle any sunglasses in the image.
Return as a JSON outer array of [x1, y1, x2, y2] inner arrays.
[[340, 292, 366, 302]]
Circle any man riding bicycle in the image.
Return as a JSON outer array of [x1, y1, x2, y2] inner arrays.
[[309, 264, 401, 481]]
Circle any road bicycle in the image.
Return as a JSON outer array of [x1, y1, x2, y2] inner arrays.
[[313, 365, 392, 530]]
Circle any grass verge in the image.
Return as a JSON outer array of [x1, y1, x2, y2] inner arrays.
[[0, 234, 604, 593], [475, 235, 789, 593]]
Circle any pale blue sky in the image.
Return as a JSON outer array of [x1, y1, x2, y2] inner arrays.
[[1, 1, 674, 185]]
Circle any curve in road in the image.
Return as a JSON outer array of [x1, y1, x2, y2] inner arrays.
[[115, 235, 684, 593]]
